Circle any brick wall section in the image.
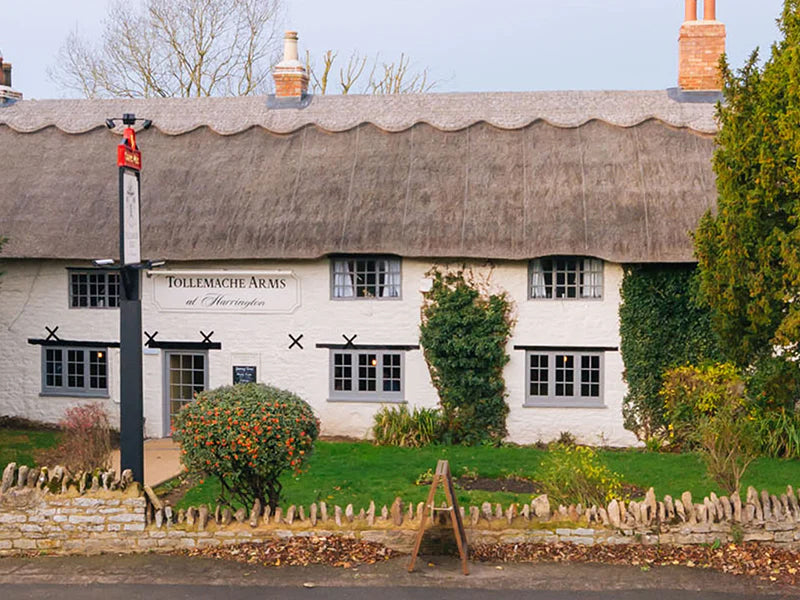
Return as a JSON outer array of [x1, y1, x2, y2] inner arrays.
[[3, 462, 800, 555], [678, 21, 726, 91], [273, 70, 308, 98]]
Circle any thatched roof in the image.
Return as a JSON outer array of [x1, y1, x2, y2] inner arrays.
[[0, 91, 717, 263]]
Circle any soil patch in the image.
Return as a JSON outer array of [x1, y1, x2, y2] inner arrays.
[[457, 476, 544, 494], [454, 477, 647, 499]]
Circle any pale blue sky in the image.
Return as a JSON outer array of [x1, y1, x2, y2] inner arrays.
[[2, 0, 786, 99]]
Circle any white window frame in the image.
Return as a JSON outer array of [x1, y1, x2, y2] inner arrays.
[[328, 349, 405, 402], [524, 350, 604, 408], [528, 257, 603, 300], [68, 268, 120, 309], [330, 256, 402, 300], [41, 346, 109, 397]]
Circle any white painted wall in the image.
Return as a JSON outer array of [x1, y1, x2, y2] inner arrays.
[[0, 257, 638, 446]]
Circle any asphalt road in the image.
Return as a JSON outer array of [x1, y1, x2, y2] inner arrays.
[[1, 554, 798, 599], [1, 584, 791, 600]]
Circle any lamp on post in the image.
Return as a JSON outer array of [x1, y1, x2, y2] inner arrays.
[[101, 114, 157, 484]]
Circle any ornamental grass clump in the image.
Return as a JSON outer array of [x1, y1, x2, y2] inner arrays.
[[173, 383, 319, 510], [372, 405, 443, 447]]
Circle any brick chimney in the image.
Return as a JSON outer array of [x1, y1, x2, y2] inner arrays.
[[678, 0, 726, 91], [272, 31, 308, 98], [0, 52, 22, 105]]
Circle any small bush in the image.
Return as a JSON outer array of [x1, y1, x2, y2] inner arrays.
[[694, 400, 759, 495], [36, 403, 112, 473], [372, 405, 442, 447], [537, 443, 623, 507], [173, 383, 319, 510], [660, 362, 744, 449]]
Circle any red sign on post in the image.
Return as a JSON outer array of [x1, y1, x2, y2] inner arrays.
[[117, 127, 142, 170]]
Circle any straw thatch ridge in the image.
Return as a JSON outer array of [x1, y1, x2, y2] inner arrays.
[[0, 117, 715, 263], [0, 90, 719, 136]]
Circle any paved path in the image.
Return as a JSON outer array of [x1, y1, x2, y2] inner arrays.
[[109, 438, 182, 486], [2, 584, 790, 600], [0, 554, 797, 598]]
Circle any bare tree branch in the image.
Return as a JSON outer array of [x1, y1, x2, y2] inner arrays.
[[50, 0, 283, 98], [307, 50, 436, 95]]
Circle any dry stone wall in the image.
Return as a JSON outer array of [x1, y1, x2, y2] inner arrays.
[[3, 461, 800, 555]]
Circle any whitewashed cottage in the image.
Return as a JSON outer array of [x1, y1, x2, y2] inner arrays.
[[0, 2, 725, 445]]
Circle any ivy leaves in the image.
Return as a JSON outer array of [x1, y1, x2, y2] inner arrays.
[[419, 269, 514, 445]]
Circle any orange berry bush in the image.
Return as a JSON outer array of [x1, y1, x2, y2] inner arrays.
[[172, 383, 319, 510]]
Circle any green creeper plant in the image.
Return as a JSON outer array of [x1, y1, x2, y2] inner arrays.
[[173, 383, 319, 510], [619, 265, 721, 441], [694, 0, 800, 366], [419, 268, 514, 445]]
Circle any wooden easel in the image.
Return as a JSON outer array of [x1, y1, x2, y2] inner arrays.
[[407, 459, 469, 575]]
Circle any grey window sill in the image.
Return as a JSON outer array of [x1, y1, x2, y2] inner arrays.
[[327, 397, 406, 404], [40, 391, 110, 399], [523, 401, 606, 409]]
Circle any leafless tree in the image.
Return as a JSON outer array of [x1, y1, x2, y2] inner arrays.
[[306, 50, 435, 95], [50, 0, 283, 98]]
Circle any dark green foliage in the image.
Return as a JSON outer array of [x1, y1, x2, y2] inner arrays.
[[619, 265, 722, 440], [695, 1, 800, 366], [173, 383, 319, 509], [419, 269, 514, 445]]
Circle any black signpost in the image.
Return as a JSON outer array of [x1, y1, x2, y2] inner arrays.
[[103, 113, 156, 484]]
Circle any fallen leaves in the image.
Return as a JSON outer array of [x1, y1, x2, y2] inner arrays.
[[471, 542, 800, 586], [176, 536, 397, 568]]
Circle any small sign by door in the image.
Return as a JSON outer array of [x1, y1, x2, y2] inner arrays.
[[233, 365, 257, 384]]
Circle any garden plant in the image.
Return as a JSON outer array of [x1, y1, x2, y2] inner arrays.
[[173, 383, 319, 509]]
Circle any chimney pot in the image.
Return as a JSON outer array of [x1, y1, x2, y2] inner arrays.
[[273, 30, 308, 99], [704, 0, 716, 21], [0, 54, 22, 104], [685, 0, 697, 22]]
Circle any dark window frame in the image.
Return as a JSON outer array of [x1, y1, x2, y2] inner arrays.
[[328, 349, 405, 402], [528, 256, 603, 300], [330, 255, 402, 300], [41, 346, 109, 397], [524, 350, 605, 408], [68, 268, 120, 309]]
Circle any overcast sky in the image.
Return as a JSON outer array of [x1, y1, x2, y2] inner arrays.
[[2, 0, 786, 99]]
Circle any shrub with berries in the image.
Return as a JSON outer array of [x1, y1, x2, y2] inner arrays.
[[173, 383, 319, 509]]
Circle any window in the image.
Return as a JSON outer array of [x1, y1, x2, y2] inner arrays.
[[329, 350, 404, 401], [529, 257, 603, 299], [525, 350, 603, 407], [69, 270, 120, 308], [41, 347, 108, 396], [165, 352, 207, 435], [332, 256, 401, 299]]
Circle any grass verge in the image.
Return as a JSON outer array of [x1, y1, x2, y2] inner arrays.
[[174, 441, 800, 511]]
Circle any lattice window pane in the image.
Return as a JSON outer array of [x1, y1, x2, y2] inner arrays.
[[358, 353, 377, 391], [89, 350, 107, 389], [580, 354, 601, 397], [45, 349, 63, 387], [529, 354, 548, 396], [555, 354, 574, 396], [332, 257, 401, 299], [333, 353, 353, 391], [382, 353, 402, 392], [70, 271, 120, 308]]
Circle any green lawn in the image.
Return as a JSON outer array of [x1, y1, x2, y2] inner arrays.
[[176, 441, 800, 511], [0, 428, 61, 468]]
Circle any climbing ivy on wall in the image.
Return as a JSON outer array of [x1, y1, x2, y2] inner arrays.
[[419, 268, 514, 445], [619, 264, 722, 441]]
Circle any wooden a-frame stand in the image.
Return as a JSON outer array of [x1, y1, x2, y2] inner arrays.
[[407, 459, 469, 575]]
